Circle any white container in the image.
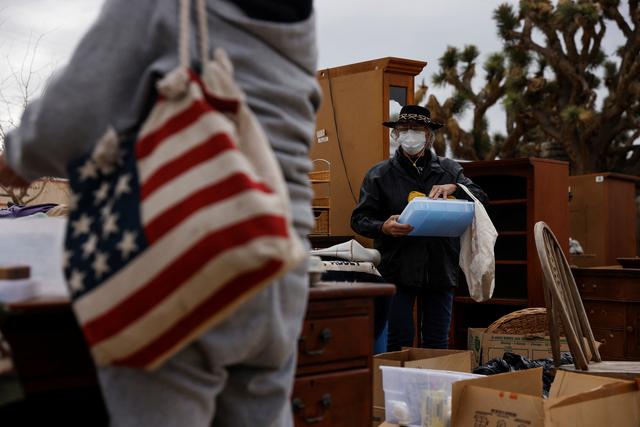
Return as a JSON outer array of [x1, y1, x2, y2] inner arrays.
[[380, 366, 482, 427]]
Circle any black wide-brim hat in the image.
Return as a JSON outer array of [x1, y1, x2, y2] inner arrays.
[[383, 105, 444, 130]]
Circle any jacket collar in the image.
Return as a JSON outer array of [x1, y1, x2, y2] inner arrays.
[[391, 149, 444, 176]]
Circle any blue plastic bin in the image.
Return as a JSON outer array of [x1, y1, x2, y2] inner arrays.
[[397, 197, 474, 237]]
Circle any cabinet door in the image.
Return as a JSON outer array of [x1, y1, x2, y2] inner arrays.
[[626, 304, 640, 360], [583, 301, 626, 328], [592, 327, 626, 360]]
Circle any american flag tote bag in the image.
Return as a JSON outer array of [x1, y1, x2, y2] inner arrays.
[[63, 0, 305, 369]]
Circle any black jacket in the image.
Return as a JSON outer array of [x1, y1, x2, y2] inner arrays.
[[350, 150, 487, 290]]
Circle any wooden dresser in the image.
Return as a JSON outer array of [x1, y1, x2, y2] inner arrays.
[[572, 267, 640, 361], [292, 282, 395, 427]]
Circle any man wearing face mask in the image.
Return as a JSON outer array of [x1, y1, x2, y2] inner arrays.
[[351, 105, 487, 351]]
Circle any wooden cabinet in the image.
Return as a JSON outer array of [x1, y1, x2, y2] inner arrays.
[[573, 267, 640, 360], [451, 158, 569, 349], [312, 57, 426, 237], [569, 173, 639, 267], [292, 283, 395, 427]]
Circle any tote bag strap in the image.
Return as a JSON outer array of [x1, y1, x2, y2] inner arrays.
[[457, 183, 480, 250], [179, 0, 210, 69], [457, 183, 479, 204]]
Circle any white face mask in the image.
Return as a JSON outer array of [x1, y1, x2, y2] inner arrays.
[[397, 130, 426, 155]]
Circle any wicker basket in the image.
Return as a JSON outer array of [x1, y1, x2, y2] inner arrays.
[[309, 170, 330, 182], [309, 159, 331, 182], [486, 307, 560, 335], [312, 196, 330, 209], [311, 209, 329, 235]]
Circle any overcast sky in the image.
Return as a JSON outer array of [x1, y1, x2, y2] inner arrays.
[[0, 0, 627, 137]]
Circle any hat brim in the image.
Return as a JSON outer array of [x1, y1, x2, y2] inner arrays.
[[383, 120, 444, 130]]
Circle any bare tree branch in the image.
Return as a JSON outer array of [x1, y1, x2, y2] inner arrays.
[[508, 29, 591, 95], [603, 4, 632, 37]]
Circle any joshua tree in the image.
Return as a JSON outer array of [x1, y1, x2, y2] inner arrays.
[[424, 0, 640, 174], [423, 44, 541, 160]]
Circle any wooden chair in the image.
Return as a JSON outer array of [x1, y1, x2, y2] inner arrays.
[[535, 221, 640, 379], [534, 221, 601, 370]]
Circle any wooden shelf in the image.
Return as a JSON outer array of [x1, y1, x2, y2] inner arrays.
[[310, 179, 330, 184], [450, 158, 569, 349], [488, 198, 528, 206], [454, 296, 528, 306], [312, 206, 330, 210], [496, 260, 528, 265]]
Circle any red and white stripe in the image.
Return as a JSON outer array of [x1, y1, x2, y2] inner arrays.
[[73, 74, 303, 369]]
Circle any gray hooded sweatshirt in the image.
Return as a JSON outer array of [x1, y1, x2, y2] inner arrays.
[[4, 0, 321, 236]]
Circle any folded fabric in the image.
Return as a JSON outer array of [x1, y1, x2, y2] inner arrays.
[[0, 203, 58, 218], [310, 239, 381, 266], [320, 260, 381, 276]]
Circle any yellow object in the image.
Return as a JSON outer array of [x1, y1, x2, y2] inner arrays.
[[407, 191, 425, 202], [408, 190, 456, 202]]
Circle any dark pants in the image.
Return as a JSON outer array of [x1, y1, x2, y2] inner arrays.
[[387, 286, 455, 351]]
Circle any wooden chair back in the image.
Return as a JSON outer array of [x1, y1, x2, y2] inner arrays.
[[534, 221, 601, 370]]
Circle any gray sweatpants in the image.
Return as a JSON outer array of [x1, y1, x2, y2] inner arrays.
[[98, 261, 309, 427]]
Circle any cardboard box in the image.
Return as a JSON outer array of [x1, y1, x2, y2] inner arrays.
[[452, 367, 640, 426], [468, 328, 572, 366], [373, 347, 473, 407]]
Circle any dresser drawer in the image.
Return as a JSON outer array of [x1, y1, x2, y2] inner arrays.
[[583, 301, 626, 328], [575, 275, 640, 301], [297, 316, 370, 367], [592, 327, 626, 360], [292, 369, 370, 427]]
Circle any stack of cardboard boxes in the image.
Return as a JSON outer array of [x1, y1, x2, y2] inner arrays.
[[373, 331, 640, 426]]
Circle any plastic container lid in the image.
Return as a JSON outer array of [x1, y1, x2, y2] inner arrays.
[[397, 197, 474, 237]]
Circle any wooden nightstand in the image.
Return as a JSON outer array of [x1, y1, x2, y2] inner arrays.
[[292, 282, 395, 427]]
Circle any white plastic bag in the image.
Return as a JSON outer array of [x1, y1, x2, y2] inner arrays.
[[458, 184, 498, 302]]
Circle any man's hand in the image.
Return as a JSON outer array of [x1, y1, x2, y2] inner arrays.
[[429, 183, 457, 199], [0, 155, 30, 188], [382, 214, 413, 237]]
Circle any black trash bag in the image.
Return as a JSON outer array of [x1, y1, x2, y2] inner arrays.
[[473, 352, 574, 397]]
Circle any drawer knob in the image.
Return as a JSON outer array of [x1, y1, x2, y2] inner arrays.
[[299, 328, 333, 356], [292, 393, 332, 424], [627, 326, 635, 333]]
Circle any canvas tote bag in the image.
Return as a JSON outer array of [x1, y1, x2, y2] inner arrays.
[[63, 0, 305, 369], [458, 184, 498, 302]]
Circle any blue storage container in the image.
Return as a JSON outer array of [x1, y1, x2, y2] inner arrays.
[[397, 197, 474, 237]]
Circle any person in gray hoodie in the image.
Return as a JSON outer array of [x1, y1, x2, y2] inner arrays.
[[0, 1, 320, 426]]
